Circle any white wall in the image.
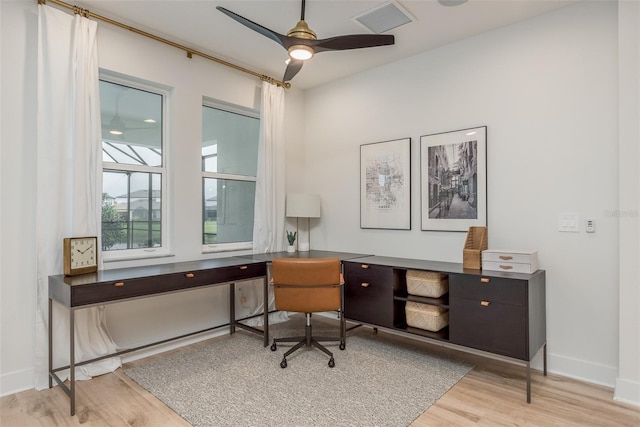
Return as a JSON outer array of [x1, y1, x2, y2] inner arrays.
[[303, 0, 637, 403]]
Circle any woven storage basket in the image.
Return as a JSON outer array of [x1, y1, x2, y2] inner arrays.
[[406, 270, 449, 298], [405, 302, 449, 332]]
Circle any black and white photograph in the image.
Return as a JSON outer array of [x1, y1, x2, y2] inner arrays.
[[420, 127, 487, 231], [360, 138, 411, 230]]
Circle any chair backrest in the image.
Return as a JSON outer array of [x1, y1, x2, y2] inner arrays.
[[272, 258, 342, 313]]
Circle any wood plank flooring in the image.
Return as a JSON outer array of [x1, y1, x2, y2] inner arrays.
[[2, 331, 639, 426]]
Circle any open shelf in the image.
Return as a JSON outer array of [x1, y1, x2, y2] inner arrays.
[[393, 292, 449, 308]]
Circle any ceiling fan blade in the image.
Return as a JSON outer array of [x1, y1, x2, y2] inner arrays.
[[283, 60, 304, 82], [216, 6, 288, 48], [312, 34, 395, 53]]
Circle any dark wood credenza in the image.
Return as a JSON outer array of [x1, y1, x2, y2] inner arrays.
[[343, 255, 546, 403]]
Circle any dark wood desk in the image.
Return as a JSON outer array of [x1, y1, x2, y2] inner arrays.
[[49, 257, 268, 416]]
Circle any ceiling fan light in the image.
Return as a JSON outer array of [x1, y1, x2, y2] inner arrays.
[[288, 45, 314, 60]]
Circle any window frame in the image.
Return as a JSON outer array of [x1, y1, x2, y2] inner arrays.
[[201, 98, 260, 253], [99, 72, 171, 261]]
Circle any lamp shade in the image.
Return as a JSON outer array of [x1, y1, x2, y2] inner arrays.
[[286, 194, 321, 218]]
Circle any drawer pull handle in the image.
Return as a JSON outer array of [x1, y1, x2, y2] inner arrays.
[[361, 264, 369, 269], [499, 265, 513, 270], [481, 300, 490, 307], [185, 273, 195, 278], [114, 282, 125, 287], [480, 278, 490, 283], [361, 282, 370, 288], [499, 255, 513, 260], [239, 266, 248, 270]]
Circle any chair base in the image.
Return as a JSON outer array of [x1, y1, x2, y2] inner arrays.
[[271, 313, 345, 368]]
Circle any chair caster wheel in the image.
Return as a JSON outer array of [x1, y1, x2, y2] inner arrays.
[[328, 358, 335, 368], [339, 342, 345, 350], [271, 341, 277, 351], [280, 359, 287, 369]]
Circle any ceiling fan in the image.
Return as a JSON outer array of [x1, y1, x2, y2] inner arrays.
[[217, 0, 395, 82]]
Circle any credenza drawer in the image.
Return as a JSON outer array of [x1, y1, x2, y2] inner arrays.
[[449, 296, 527, 359], [71, 263, 266, 306], [344, 262, 395, 327], [449, 274, 526, 306]]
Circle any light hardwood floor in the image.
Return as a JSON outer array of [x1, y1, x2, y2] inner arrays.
[[2, 331, 639, 427]]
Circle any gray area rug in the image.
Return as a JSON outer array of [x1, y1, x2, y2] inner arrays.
[[124, 315, 473, 427]]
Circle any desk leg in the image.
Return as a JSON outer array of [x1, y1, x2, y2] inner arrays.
[[229, 283, 235, 335], [263, 276, 269, 347], [526, 361, 531, 404], [69, 309, 75, 416], [48, 298, 53, 389]]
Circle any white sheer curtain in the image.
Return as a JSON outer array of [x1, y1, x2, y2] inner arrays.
[[253, 81, 286, 254], [247, 81, 288, 325], [35, 4, 120, 390]]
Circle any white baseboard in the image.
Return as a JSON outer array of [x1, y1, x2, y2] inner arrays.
[[1, 367, 34, 397], [547, 352, 618, 388], [614, 377, 640, 407]]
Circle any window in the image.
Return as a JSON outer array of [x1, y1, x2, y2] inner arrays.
[[202, 102, 259, 252], [99, 78, 167, 257]]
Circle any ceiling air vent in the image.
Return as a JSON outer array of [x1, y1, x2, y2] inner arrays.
[[352, 1, 415, 34]]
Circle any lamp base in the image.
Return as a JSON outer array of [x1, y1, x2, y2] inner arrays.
[[298, 242, 310, 252]]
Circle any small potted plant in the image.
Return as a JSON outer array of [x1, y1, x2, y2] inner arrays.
[[286, 230, 297, 253]]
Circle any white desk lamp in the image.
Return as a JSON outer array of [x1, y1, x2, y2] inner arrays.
[[286, 194, 321, 252]]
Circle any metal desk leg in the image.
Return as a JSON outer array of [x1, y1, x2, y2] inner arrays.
[[263, 276, 269, 347], [340, 285, 346, 345], [526, 361, 531, 404], [48, 298, 53, 389], [69, 309, 75, 416], [229, 283, 236, 335], [543, 343, 548, 376]]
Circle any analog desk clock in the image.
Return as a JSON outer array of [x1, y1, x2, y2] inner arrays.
[[63, 236, 98, 276]]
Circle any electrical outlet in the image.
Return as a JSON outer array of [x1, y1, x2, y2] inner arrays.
[[586, 218, 595, 233]]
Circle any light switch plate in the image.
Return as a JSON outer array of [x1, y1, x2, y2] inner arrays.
[[559, 213, 580, 232]]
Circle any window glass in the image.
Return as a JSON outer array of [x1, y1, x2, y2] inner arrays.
[[202, 106, 259, 176], [203, 178, 256, 245], [100, 78, 166, 255], [100, 80, 162, 167], [102, 171, 162, 250], [202, 104, 259, 250]]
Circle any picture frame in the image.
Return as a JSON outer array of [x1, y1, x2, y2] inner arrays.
[[420, 126, 487, 231], [360, 138, 411, 230]]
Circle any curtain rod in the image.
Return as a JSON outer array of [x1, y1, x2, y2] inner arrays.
[[37, 0, 291, 89]]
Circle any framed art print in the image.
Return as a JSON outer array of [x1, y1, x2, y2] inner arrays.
[[420, 126, 487, 231], [360, 138, 411, 230]]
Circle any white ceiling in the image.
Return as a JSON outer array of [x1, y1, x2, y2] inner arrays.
[[77, 0, 579, 90]]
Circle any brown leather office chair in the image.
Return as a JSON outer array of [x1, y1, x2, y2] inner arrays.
[[270, 257, 346, 368]]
